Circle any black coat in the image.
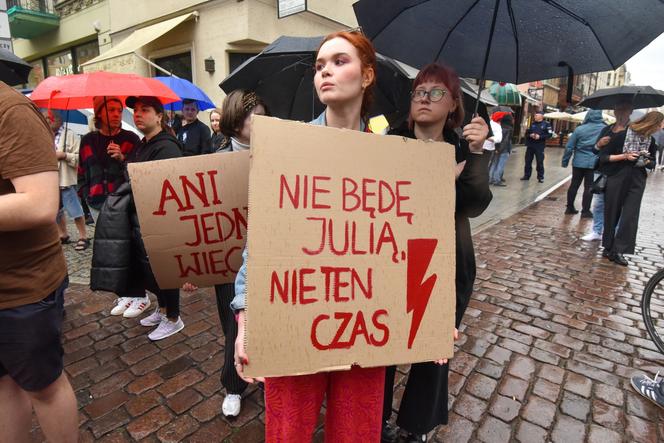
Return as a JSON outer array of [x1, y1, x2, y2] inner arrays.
[[599, 129, 657, 176], [91, 131, 182, 294], [383, 124, 492, 435]]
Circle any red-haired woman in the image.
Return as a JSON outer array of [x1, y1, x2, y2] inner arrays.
[[231, 31, 386, 442], [382, 63, 491, 442]]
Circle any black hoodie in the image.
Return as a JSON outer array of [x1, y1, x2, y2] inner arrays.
[[127, 129, 183, 163]]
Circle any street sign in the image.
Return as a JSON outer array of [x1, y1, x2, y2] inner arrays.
[[277, 0, 307, 19], [0, 12, 10, 39], [0, 37, 12, 53]]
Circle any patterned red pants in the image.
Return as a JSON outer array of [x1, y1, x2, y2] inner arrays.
[[264, 366, 385, 443]]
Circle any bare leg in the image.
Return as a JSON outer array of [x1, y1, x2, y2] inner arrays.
[[28, 373, 78, 443], [0, 375, 32, 443], [73, 216, 87, 240], [57, 213, 68, 239]]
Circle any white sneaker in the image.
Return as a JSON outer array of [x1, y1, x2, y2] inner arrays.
[[123, 296, 151, 318], [140, 307, 164, 327], [581, 231, 602, 241], [110, 297, 133, 316], [222, 394, 242, 417], [148, 317, 184, 341]]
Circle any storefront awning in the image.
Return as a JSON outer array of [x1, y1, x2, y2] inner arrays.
[[520, 91, 539, 105], [81, 12, 195, 67]]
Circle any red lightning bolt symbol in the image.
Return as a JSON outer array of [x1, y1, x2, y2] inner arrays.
[[406, 238, 438, 349]]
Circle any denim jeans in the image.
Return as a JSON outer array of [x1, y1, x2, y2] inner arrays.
[[591, 172, 604, 235], [489, 151, 510, 183]]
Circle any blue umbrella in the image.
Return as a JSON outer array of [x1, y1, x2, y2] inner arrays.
[[154, 76, 215, 111]]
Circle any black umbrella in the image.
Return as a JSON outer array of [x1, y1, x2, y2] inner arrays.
[[578, 85, 664, 110], [0, 47, 32, 86], [221, 35, 490, 128], [354, 0, 664, 112], [220, 35, 415, 125]]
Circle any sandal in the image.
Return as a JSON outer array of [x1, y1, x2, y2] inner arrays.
[[74, 238, 90, 251], [60, 236, 71, 244]]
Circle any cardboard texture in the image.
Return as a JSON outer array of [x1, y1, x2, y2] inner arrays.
[[244, 116, 456, 377], [128, 151, 249, 289]]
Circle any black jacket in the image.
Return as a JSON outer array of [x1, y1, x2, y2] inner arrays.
[[91, 131, 182, 293], [525, 120, 552, 149], [599, 130, 657, 176], [389, 124, 492, 327], [177, 119, 212, 156]]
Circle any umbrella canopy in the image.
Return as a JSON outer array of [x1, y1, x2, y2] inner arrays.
[[354, 0, 664, 85], [543, 111, 575, 122], [154, 76, 216, 111], [571, 110, 615, 124], [488, 82, 521, 106], [31, 71, 180, 109], [0, 48, 32, 86], [578, 85, 664, 110], [220, 35, 414, 125]]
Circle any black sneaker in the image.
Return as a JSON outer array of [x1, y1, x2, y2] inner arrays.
[[538, 178, 544, 183], [611, 253, 628, 266], [85, 214, 95, 225], [631, 373, 664, 408], [565, 207, 579, 214], [520, 176, 530, 181], [580, 211, 593, 218]]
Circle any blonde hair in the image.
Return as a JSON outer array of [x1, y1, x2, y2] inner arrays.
[[631, 111, 664, 138]]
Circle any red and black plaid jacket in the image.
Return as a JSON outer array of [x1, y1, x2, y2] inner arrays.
[[78, 129, 140, 209]]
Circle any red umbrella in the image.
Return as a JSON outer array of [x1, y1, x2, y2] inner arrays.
[[31, 71, 180, 109]]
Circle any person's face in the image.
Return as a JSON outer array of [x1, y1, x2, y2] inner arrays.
[[210, 112, 221, 133], [133, 103, 162, 134], [410, 80, 456, 127], [534, 113, 544, 122], [99, 100, 123, 130], [182, 103, 199, 122], [614, 103, 633, 122], [314, 37, 371, 108], [237, 104, 266, 143]]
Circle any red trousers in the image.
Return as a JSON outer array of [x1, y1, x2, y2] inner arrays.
[[264, 366, 385, 443]]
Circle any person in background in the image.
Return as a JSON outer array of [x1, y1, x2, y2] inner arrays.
[[177, 99, 212, 156], [653, 127, 664, 170], [43, 111, 88, 249], [484, 116, 502, 180], [521, 110, 552, 183], [383, 63, 490, 443], [0, 81, 78, 443], [580, 101, 633, 242], [562, 109, 606, 217], [489, 113, 514, 187], [182, 90, 268, 417], [209, 108, 226, 151], [79, 96, 149, 318], [165, 109, 182, 135], [600, 111, 663, 266]]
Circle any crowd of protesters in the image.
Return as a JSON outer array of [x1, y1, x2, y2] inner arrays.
[[3, 24, 664, 443]]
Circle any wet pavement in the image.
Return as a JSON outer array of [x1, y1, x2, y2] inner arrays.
[[45, 153, 664, 442]]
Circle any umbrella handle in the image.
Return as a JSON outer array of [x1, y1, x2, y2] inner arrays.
[[473, 0, 501, 117]]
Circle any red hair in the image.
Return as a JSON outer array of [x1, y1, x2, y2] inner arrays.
[[411, 63, 465, 130], [317, 30, 377, 121]]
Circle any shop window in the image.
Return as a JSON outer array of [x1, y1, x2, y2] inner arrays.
[[74, 41, 100, 70], [153, 52, 192, 81], [228, 52, 256, 73], [26, 59, 45, 89]]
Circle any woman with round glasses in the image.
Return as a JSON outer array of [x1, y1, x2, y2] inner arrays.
[[382, 63, 491, 443]]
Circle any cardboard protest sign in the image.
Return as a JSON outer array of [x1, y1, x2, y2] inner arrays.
[[244, 116, 456, 377], [128, 151, 249, 289]]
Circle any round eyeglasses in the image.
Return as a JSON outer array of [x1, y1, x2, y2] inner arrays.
[[411, 88, 447, 103]]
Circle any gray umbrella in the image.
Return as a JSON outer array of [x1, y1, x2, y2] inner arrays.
[[578, 85, 664, 110], [0, 48, 32, 86]]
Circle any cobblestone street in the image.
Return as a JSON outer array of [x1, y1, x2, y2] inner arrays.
[[46, 169, 664, 442]]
